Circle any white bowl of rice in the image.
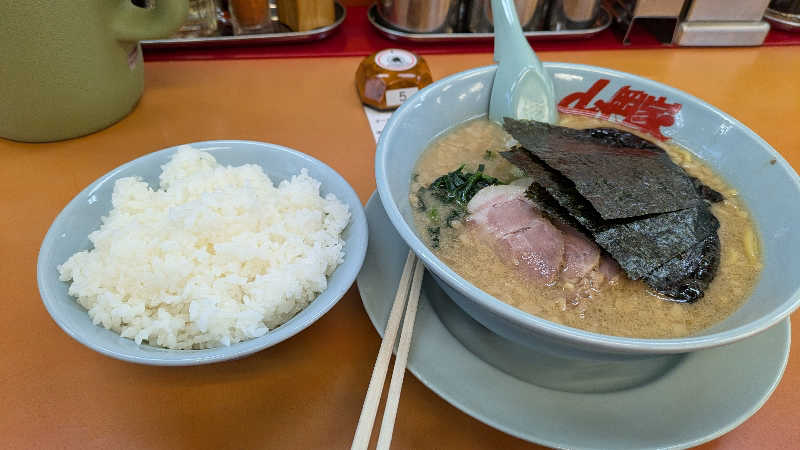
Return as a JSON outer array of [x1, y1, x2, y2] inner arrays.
[[37, 141, 368, 365]]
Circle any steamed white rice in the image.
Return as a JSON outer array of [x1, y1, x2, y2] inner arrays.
[[58, 146, 350, 349]]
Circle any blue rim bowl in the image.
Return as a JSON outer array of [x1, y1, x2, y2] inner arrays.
[[37, 140, 368, 365], [376, 64, 800, 357]]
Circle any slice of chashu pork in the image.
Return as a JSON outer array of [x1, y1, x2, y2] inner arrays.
[[466, 184, 620, 288]]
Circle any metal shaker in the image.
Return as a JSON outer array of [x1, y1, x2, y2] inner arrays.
[[464, 0, 550, 32], [376, 0, 463, 33], [548, 0, 600, 30]]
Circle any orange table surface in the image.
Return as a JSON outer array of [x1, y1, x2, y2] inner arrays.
[[2, 48, 798, 449]]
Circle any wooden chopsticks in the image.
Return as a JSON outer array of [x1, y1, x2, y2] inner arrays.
[[352, 250, 424, 450]]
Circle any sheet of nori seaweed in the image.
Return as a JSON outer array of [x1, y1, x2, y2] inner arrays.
[[502, 147, 601, 231], [592, 206, 719, 281], [501, 147, 721, 302], [690, 176, 725, 203], [504, 118, 702, 220], [644, 233, 721, 302]]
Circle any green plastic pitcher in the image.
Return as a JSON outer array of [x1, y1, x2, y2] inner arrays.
[[0, 1, 188, 142]]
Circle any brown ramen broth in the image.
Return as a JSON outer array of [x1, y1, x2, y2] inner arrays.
[[410, 116, 762, 338]]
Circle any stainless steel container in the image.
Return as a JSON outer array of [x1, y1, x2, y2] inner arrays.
[[548, 0, 600, 30], [465, 0, 550, 32], [675, 0, 772, 46], [766, 0, 800, 30], [768, 0, 800, 21], [685, 0, 771, 21], [769, 0, 800, 14], [376, 0, 463, 33]]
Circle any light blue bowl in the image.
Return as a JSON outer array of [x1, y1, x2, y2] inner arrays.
[[376, 64, 800, 358], [38, 140, 368, 366]]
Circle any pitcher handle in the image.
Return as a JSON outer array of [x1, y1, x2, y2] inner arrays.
[[112, 0, 189, 42]]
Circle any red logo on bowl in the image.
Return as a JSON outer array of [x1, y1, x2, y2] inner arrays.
[[558, 80, 682, 141]]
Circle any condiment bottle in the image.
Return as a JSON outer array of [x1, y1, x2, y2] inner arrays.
[[355, 49, 433, 111], [277, 0, 336, 31], [229, 0, 272, 34]]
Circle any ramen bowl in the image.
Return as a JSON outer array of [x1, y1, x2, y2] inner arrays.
[[375, 64, 800, 369]]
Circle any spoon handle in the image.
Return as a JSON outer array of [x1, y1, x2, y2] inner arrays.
[[491, 0, 534, 64]]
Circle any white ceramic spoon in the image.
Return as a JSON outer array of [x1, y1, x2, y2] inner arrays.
[[489, 0, 557, 124]]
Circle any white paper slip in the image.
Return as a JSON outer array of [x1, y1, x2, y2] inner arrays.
[[385, 87, 419, 108], [363, 106, 394, 143]]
